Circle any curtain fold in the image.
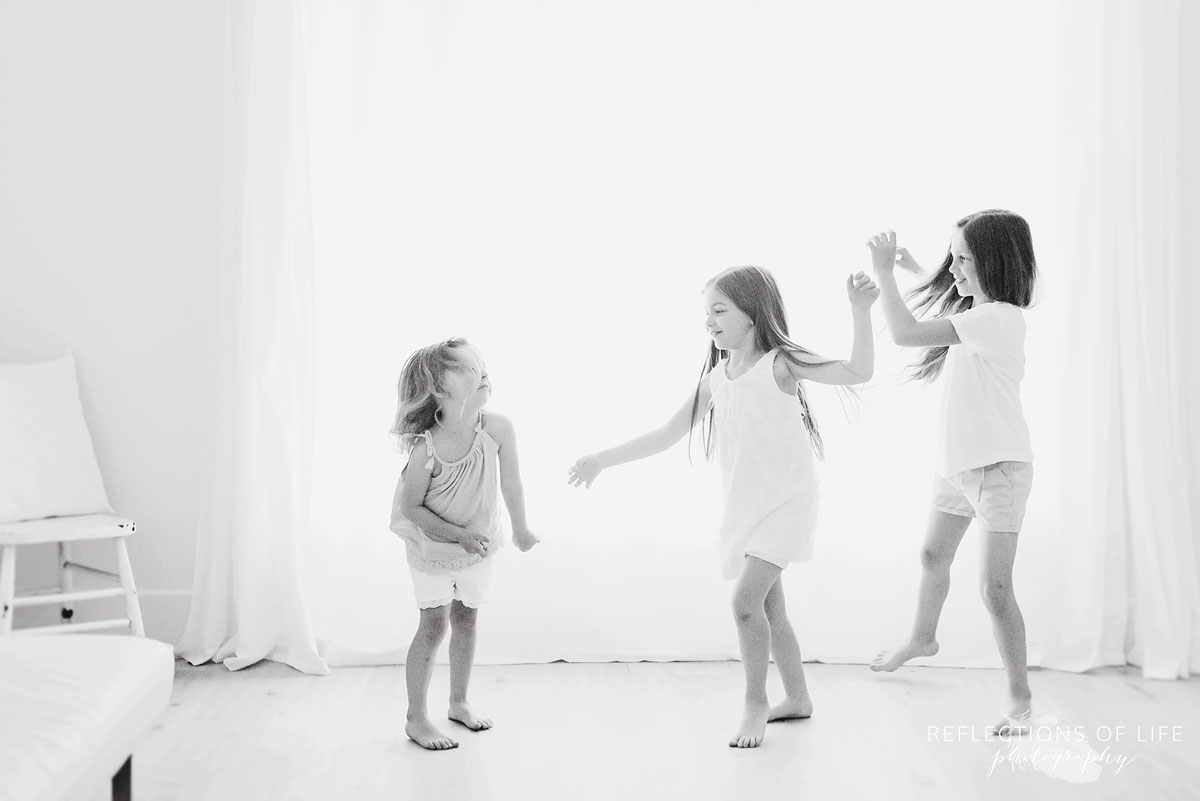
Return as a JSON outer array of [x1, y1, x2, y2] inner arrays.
[[1042, 0, 1200, 678], [298, 0, 1074, 668], [178, 0, 1199, 676], [177, 0, 328, 675]]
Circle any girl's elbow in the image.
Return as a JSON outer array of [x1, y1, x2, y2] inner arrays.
[[397, 499, 421, 521], [838, 359, 871, 384]]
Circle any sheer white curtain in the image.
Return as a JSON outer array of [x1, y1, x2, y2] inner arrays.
[[298, 0, 1096, 667], [1037, 0, 1200, 678], [177, 0, 328, 675], [171, 0, 1199, 678]]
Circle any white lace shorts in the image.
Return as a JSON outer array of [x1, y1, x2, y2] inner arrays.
[[409, 555, 495, 609]]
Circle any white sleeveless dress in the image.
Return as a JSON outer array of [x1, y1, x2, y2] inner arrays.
[[708, 348, 819, 579]]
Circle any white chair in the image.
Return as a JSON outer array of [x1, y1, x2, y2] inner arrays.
[[0, 514, 145, 637], [1, 353, 146, 639]]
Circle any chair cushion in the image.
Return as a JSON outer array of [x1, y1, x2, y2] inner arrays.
[[0, 353, 113, 524], [0, 635, 174, 801]]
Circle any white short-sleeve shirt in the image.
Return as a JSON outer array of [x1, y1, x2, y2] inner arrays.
[[936, 301, 1033, 477]]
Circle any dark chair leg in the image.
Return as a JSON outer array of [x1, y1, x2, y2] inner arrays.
[[112, 756, 132, 801]]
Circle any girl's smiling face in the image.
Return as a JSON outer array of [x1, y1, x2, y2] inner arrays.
[[949, 226, 991, 301], [703, 286, 755, 351]]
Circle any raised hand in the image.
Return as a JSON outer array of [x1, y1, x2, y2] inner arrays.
[[567, 455, 603, 488], [895, 246, 925, 276], [846, 271, 880, 310], [867, 230, 898, 275]]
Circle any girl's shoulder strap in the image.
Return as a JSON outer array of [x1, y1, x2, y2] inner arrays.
[[477, 410, 504, 450], [406, 430, 436, 470]]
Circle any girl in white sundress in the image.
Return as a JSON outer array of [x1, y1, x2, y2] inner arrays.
[[569, 265, 879, 748], [390, 337, 540, 751]]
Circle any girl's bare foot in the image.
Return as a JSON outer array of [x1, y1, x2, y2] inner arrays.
[[869, 639, 939, 672], [512, 530, 541, 552], [729, 701, 770, 748], [406, 717, 459, 750], [991, 695, 1033, 736], [448, 701, 493, 731], [767, 696, 814, 722]]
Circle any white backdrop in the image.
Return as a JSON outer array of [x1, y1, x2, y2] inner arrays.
[[298, 0, 1075, 667]]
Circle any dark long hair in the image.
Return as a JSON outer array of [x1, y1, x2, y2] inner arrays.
[[906, 210, 1038, 382], [690, 266, 836, 461]]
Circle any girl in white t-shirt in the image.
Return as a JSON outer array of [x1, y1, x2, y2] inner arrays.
[[865, 211, 1038, 735]]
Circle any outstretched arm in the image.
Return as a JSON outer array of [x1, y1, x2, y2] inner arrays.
[[868, 230, 960, 348], [568, 375, 713, 488], [786, 271, 878, 386]]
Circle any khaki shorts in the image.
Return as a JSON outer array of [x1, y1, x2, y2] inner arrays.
[[932, 461, 1033, 533]]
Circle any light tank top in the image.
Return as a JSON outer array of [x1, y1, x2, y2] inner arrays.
[[390, 414, 505, 574]]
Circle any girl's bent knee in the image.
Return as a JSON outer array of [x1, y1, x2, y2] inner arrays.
[[980, 581, 1016, 614], [920, 547, 952, 572], [416, 608, 450, 639], [450, 606, 478, 630], [414, 626, 447, 649], [732, 600, 767, 624]]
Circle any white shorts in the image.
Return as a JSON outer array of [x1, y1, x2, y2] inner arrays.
[[932, 461, 1033, 533], [408, 555, 495, 609]]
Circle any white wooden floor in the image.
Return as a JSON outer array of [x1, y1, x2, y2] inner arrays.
[[131, 660, 1200, 801]]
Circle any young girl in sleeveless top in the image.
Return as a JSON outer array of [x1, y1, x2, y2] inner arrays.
[[569, 266, 879, 748], [865, 213, 1038, 736], [390, 338, 540, 751]]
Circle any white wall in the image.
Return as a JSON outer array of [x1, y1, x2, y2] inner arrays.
[[0, 1, 225, 642]]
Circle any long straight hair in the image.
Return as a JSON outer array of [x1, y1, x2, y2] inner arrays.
[[906, 210, 1038, 382], [690, 266, 837, 461]]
